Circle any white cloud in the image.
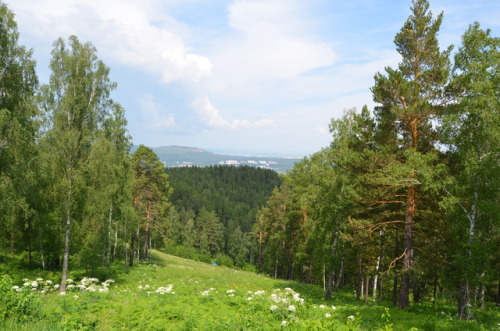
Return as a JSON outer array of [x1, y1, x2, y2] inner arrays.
[[207, 0, 336, 98], [139, 94, 175, 130], [7, 0, 212, 83], [193, 97, 274, 129]]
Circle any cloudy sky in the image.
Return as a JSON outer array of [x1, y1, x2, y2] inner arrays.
[[5, 0, 500, 156]]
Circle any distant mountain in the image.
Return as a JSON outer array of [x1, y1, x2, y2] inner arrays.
[[140, 145, 301, 173]]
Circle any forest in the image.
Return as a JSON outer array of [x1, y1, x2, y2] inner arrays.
[[0, 0, 498, 326]]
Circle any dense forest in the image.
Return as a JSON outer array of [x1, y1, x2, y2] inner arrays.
[[0, 0, 498, 323], [163, 166, 281, 268]]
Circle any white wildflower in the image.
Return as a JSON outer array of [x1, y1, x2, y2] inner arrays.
[[325, 313, 331, 318], [270, 305, 279, 311], [254, 290, 266, 296], [46, 280, 53, 284], [319, 304, 325, 309], [331, 306, 336, 310], [53, 284, 60, 290], [36, 278, 43, 281], [247, 297, 253, 301], [138, 285, 143, 290], [59, 292, 66, 296], [347, 315, 355, 320], [73, 295, 79, 299], [22, 278, 28, 282], [12, 285, 20, 290], [288, 305, 296, 312], [281, 320, 287, 327], [201, 290, 210, 296], [31, 281, 38, 287]]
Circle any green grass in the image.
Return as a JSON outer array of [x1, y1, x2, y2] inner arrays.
[[1, 251, 498, 330]]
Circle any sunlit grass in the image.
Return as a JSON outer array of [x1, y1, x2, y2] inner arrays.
[[1, 251, 498, 330]]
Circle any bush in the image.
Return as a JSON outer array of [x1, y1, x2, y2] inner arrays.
[[0, 275, 41, 322]]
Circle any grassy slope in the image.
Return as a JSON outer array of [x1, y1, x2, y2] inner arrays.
[[3, 251, 498, 330]]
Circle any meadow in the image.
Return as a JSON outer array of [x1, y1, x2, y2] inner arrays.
[[1, 251, 498, 330]]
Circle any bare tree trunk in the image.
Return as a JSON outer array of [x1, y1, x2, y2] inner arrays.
[[258, 230, 263, 273], [325, 231, 339, 299], [458, 279, 473, 320], [399, 183, 415, 309], [61, 189, 72, 292], [357, 251, 363, 301], [373, 255, 381, 300], [106, 201, 113, 274], [129, 232, 135, 267], [113, 224, 118, 262], [40, 240, 45, 270], [335, 257, 344, 290], [364, 276, 369, 303]]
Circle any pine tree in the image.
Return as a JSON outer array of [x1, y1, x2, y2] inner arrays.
[[371, 0, 451, 308]]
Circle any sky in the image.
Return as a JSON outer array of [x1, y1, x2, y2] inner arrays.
[[5, 0, 500, 157]]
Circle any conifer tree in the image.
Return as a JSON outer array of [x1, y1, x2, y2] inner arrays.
[[371, 0, 451, 308]]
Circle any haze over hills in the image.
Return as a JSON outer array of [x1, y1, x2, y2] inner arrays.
[[142, 145, 302, 173]]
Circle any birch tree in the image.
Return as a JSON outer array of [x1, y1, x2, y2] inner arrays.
[[40, 36, 119, 291]]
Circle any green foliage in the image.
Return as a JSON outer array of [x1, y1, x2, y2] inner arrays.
[[0, 275, 41, 323], [4, 251, 497, 330]]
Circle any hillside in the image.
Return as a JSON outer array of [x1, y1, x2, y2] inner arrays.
[[150, 145, 302, 173], [2, 251, 497, 330]]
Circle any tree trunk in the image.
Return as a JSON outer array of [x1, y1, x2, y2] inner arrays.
[[106, 201, 113, 274], [373, 255, 381, 300], [61, 190, 72, 293], [113, 224, 118, 262], [458, 279, 474, 320], [129, 231, 135, 267], [258, 230, 263, 273], [392, 273, 399, 307], [335, 257, 344, 290], [399, 183, 415, 308], [364, 276, 369, 303], [357, 251, 363, 301], [325, 231, 339, 299]]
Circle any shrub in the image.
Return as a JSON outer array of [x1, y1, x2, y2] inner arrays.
[[0, 275, 41, 322]]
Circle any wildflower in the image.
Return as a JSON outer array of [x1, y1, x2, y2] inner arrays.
[[67, 279, 74, 284], [347, 315, 355, 320], [331, 306, 336, 310], [31, 281, 38, 287], [254, 290, 266, 296], [325, 313, 331, 318], [99, 288, 109, 293], [36, 278, 44, 281], [201, 290, 210, 296], [12, 285, 20, 290], [138, 285, 143, 290], [53, 284, 60, 290], [59, 292, 66, 296], [46, 280, 53, 284], [319, 305, 325, 309], [281, 320, 287, 327], [228, 294, 234, 297], [247, 297, 253, 301], [22, 278, 28, 282], [73, 295, 79, 299], [288, 305, 296, 312], [247, 290, 253, 294], [41, 290, 46, 294], [226, 289, 235, 294], [270, 305, 278, 311]]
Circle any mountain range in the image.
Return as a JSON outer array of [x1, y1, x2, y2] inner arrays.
[[140, 145, 302, 173]]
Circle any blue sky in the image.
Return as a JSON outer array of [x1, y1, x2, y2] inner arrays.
[[6, 0, 499, 157]]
